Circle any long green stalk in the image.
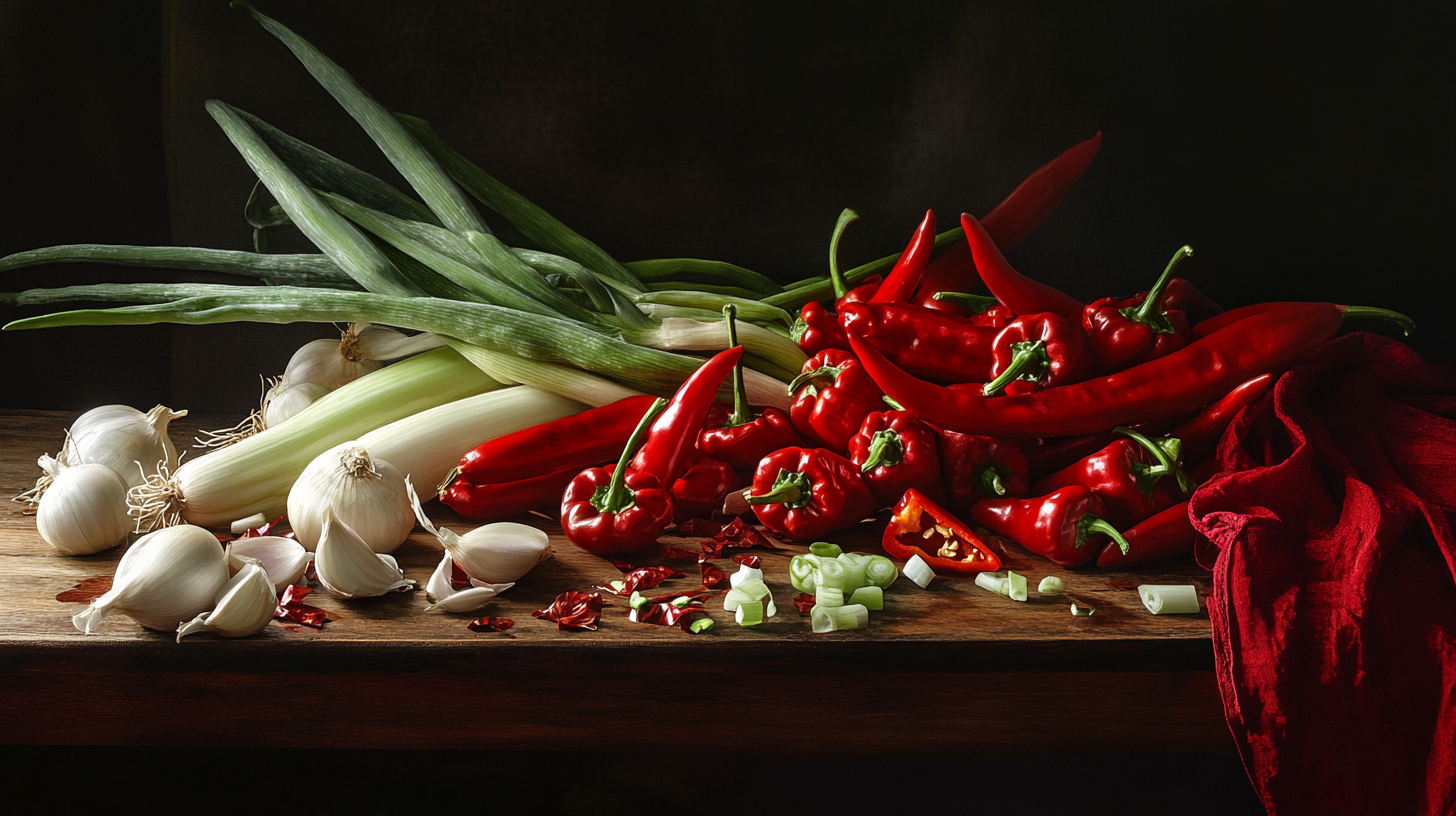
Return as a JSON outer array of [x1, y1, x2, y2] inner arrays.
[[762, 226, 964, 309], [626, 258, 782, 295], [0, 245, 359, 289], [634, 290, 792, 328]]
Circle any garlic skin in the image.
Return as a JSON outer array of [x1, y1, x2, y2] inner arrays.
[[62, 404, 186, 489], [407, 479, 550, 583], [423, 550, 513, 613], [72, 524, 229, 634], [288, 441, 413, 553], [176, 562, 277, 640], [261, 377, 330, 428], [35, 459, 131, 555], [313, 510, 415, 598], [226, 536, 312, 593], [282, 324, 443, 390]]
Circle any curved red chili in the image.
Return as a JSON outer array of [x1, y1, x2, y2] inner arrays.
[[869, 209, 936, 304], [632, 345, 744, 485], [837, 301, 997, 384], [961, 212, 1085, 322]]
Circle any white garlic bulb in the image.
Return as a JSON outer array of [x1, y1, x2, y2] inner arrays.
[[261, 377, 330, 428], [35, 458, 131, 555], [62, 404, 186, 489], [72, 524, 229, 634], [282, 323, 443, 390], [422, 550, 513, 613], [313, 510, 415, 599], [226, 536, 312, 593], [288, 441, 413, 553], [176, 562, 277, 640], [408, 479, 550, 584]]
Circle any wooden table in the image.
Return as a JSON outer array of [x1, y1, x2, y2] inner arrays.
[[0, 409, 1228, 752]]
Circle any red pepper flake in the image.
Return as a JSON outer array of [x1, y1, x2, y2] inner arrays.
[[601, 566, 685, 596], [674, 518, 724, 537], [55, 575, 113, 604], [701, 563, 728, 589], [532, 591, 605, 631], [467, 616, 515, 633], [647, 590, 711, 605], [792, 593, 817, 615], [698, 518, 782, 562], [275, 584, 335, 628], [732, 554, 762, 569], [450, 561, 472, 591], [633, 601, 711, 629], [240, 515, 288, 538]]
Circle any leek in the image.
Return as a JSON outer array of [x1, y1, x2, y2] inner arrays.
[[625, 258, 782, 296], [0, 245, 358, 290]]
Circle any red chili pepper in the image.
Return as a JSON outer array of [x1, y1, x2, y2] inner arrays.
[[787, 348, 887, 451], [1167, 373, 1272, 465], [882, 488, 1001, 574], [452, 394, 657, 487], [913, 133, 1103, 315], [699, 305, 802, 469], [969, 485, 1130, 568], [1160, 277, 1224, 324], [561, 399, 675, 555], [441, 466, 585, 520], [671, 455, 742, 523], [936, 429, 1029, 512], [791, 300, 851, 355], [837, 302, 997, 384], [745, 446, 876, 541], [928, 293, 1015, 328], [633, 345, 744, 486], [1095, 500, 1196, 567], [1030, 426, 1190, 528], [848, 302, 1409, 438], [981, 312, 1092, 396], [959, 213, 1085, 323], [847, 410, 948, 508], [869, 209, 937, 304], [1081, 246, 1196, 374]]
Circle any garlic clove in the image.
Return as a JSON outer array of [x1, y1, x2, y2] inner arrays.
[[313, 510, 415, 599], [422, 550, 512, 613], [289, 441, 414, 553], [226, 536, 312, 593], [356, 325, 444, 361], [407, 478, 550, 584], [72, 524, 229, 634], [36, 461, 131, 555], [281, 323, 436, 391], [63, 404, 186, 489], [262, 377, 331, 428], [176, 562, 277, 640]]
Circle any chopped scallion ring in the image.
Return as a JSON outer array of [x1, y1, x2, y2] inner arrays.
[[1007, 571, 1028, 602], [808, 541, 842, 558], [1038, 576, 1065, 595], [904, 554, 936, 589], [1071, 603, 1096, 617], [847, 586, 883, 611], [735, 600, 765, 626], [975, 572, 1009, 596]]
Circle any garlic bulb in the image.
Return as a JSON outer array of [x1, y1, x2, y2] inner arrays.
[[176, 562, 277, 640], [288, 441, 413, 553], [72, 524, 229, 634], [423, 550, 513, 613], [261, 377, 330, 428], [407, 479, 550, 583], [313, 510, 415, 598], [283, 323, 444, 390], [62, 404, 186, 489], [226, 536, 312, 593], [35, 458, 131, 555]]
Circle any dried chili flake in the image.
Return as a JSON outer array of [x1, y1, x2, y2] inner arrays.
[[698, 517, 781, 562], [701, 563, 728, 589], [468, 616, 515, 633], [677, 609, 714, 633], [276, 584, 334, 628], [792, 593, 817, 615], [732, 554, 762, 569], [240, 515, 288, 538], [532, 591, 605, 631], [608, 557, 638, 573], [631, 601, 707, 628], [55, 575, 113, 604], [674, 518, 724, 537], [599, 566, 685, 596]]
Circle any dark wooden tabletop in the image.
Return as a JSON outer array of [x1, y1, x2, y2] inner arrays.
[[0, 409, 1228, 752]]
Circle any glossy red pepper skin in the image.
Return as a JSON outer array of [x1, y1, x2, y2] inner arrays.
[[457, 394, 656, 485], [969, 485, 1128, 568], [1095, 500, 1196, 567], [936, 429, 1029, 513], [1168, 374, 1272, 464], [442, 466, 585, 520], [788, 348, 887, 451], [847, 411, 948, 508], [882, 489, 1001, 574], [1030, 432, 1186, 528], [1082, 298, 1190, 375], [1161, 278, 1223, 324], [982, 312, 1092, 396], [632, 346, 744, 485], [834, 275, 882, 311], [698, 402, 801, 470], [670, 456, 742, 523], [971, 304, 1017, 328], [959, 212, 1086, 323], [561, 465, 675, 555], [838, 302, 997, 384], [848, 302, 1362, 438], [869, 210, 936, 304], [745, 447, 875, 541], [792, 300, 851, 355]]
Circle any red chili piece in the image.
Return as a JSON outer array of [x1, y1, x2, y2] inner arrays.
[[869, 209, 937, 304], [847, 410, 948, 508], [981, 312, 1092, 397], [633, 346, 745, 486], [699, 305, 802, 469], [970, 485, 1131, 568], [937, 429, 1029, 513], [837, 301, 997, 384], [1160, 277, 1224, 324], [882, 489, 1001, 574], [788, 348, 887, 451], [442, 466, 584, 521], [671, 456, 742, 523], [745, 447, 876, 541], [1095, 501, 1196, 567], [467, 616, 514, 632], [454, 394, 658, 486], [532, 591, 605, 631], [697, 517, 781, 562], [1168, 373, 1273, 465], [959, 212, 1086, 324], [1030, 426, 1190, 528], [1082, 246, 1195, 375], [792, 300, 851, 355], [561, 399, 675, 555]]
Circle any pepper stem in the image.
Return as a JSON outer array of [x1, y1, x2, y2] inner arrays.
[[1113, 426, 1191, 494], [982, 340, 1049, 396], [1077, 513, 1131, 555], [882, 395, 906, 411], [1125, 245, 1193, 331], [1338, 305, 1416, 336], [722, 305, 753, 427], [788, 364, 843, 395], [975, 462, 1008, 497], [931, 291, 1001, 312], [745, 468, 813, 510], [592, 398, 668, 516], [828, 208, 860, 300], [860, 429, 904, 473]]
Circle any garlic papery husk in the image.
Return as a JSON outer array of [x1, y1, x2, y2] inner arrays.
[[36, 459, 131, 555], [288, 441, 413, 553], [226, 536, 312, 593], [282, 324, 444, 390], [72, 524, 229, 634], [261, 376, 331, 429], [408, 478, 550, 584], [176, 562, 277, 641], [313, 510, 415, 599], [423, 550, 512, 613], [62, 404, 187, 489]]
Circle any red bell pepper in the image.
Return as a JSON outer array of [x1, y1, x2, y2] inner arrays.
[[632, 345, 744, 486], [847, 410, 948, 508], [1030, 426, 1190, 528], [838, 301, 997, 384], [442, 466, 584, 520], [792, 300, 851, 355], [969, 485, 1131, 568], [981, 312, 1092, 396], [788, 348, 887, 451], [1081, 246, 1195, 374], [882, 488, 1001, 573], [670, 455, 742, 523], [451, 394, 658, 487], [1095, 500, 1196, 567], [936, 428, 1029, 512], [561, 399, 675, 555], [745, 446, 876, 541], [698, 305, 802, 469], [868, 209, 937, 304]]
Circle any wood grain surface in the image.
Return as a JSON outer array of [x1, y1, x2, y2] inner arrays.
[[0, 409, 1228, 751]]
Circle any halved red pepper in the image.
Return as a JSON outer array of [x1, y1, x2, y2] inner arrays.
[[1030, 426, 1191, 528], [1095, 500, 1196, 567], [847, 410, 948, 508], [698, 305, 802, 470], [882, 488, 1001, 573], [837, 301, 997, 384], [562, 399, 675, 555], [632, 345, 744, 486], [1081, 246, 1195, 374], [936, 429, 1029, 513], [969, 484, 1130, 568], [745, 446, 875, 541], [788, 348, 886, 451], [981, 312, 1092, 396]]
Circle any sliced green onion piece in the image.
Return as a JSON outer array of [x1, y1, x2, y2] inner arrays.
[[1138, 584, 1201, 615], [788, 554, 821, 595], [670, 595, 693, 609], [1007, 570, 1028, 602], [1038, 576, 1065, 595], [1071, 603, 1096, 617], [609, 580, 626, 594], [688, 616, 715, 633], [734, 578, 770, 601], [729, 564, 764, 589], [847, 586, 883, 611], [815, 587, 845, 608], [810, 603, 870, 633], [813, 558, 850, 593], [764, 597, 777, 618], [862, 555, 899, 588], [904, 554, 936, 589], [629, 591, 650, 610], [722, 588, 749, 613], [735, 600, 764, 626], [975, 572, 1009, 596]]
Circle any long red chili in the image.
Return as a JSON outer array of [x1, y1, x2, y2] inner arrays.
[[960, 212, 1085, 322], [632, 345, 744, 485], [442, 467, 584, 521], [869, 209, 936, 303], [454, 394, 657, 486]]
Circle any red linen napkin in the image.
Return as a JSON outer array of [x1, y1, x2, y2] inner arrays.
[[1188, 332, 1456, 816]]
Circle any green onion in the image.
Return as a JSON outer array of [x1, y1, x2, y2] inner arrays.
[[0, 245, 359, 290], [789, 554, 821, 594], [810, 603, 869, 633], [729, 563, 764, 589], [644, 280, 764, 300], [626, 258, 783, 295], [688, 616, 715, 634], [808, 541, 843, 558], [621, 317, 808, 382], [1007, 570, 1028, 602], [634, 290, 793, 328], [1071, 603, 1096, 617], [1137, 584, 1201, 615], [512, 249, 651, 327], [1038, 576, 1065, 595], [975, 572, 1009, 596], [446, 340, 641, 407], [629, 591, 650, 610], [814, 587, 845, 608], [847, 586, 883, 611], [903, 554, 936, 589], [734, 600, 764, 626]]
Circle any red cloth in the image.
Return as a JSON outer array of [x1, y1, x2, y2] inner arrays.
[[1189, 332, 1456, 816]]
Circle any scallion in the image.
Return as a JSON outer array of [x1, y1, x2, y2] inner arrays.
[[904, 554, 936, 589]]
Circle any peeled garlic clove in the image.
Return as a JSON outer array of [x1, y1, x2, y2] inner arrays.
[[289, 441, 413, 553], [422, 550, 512, 613], [261, 377, 331, 428], [36, 461, 131, 555], [72, 524, 229, 634], [407, 479, 550, 584], [226, 536, 312, 593], [313, 510, 415, 599], [176, 562, 277, 640], [63, 404, 186, 489]]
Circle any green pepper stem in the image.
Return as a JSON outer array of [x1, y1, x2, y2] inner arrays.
[[1339, 305, 1416, 336], [860, 429, 904, 473], [592, 397, 667, 516], [828, 208, 860, 300], [745, 468, 812, 509], [1077, 514, 1131, 555], [1113, 425, 1187, 494], [976, 462, 1007, 497], [722, 304, 753, 427], [788, 364, 843, 395], [1129, 245, 1193, 325], [882, 395, 906, 411], [982, 339, 1049, 396], [931, 291, 1001, 312]]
